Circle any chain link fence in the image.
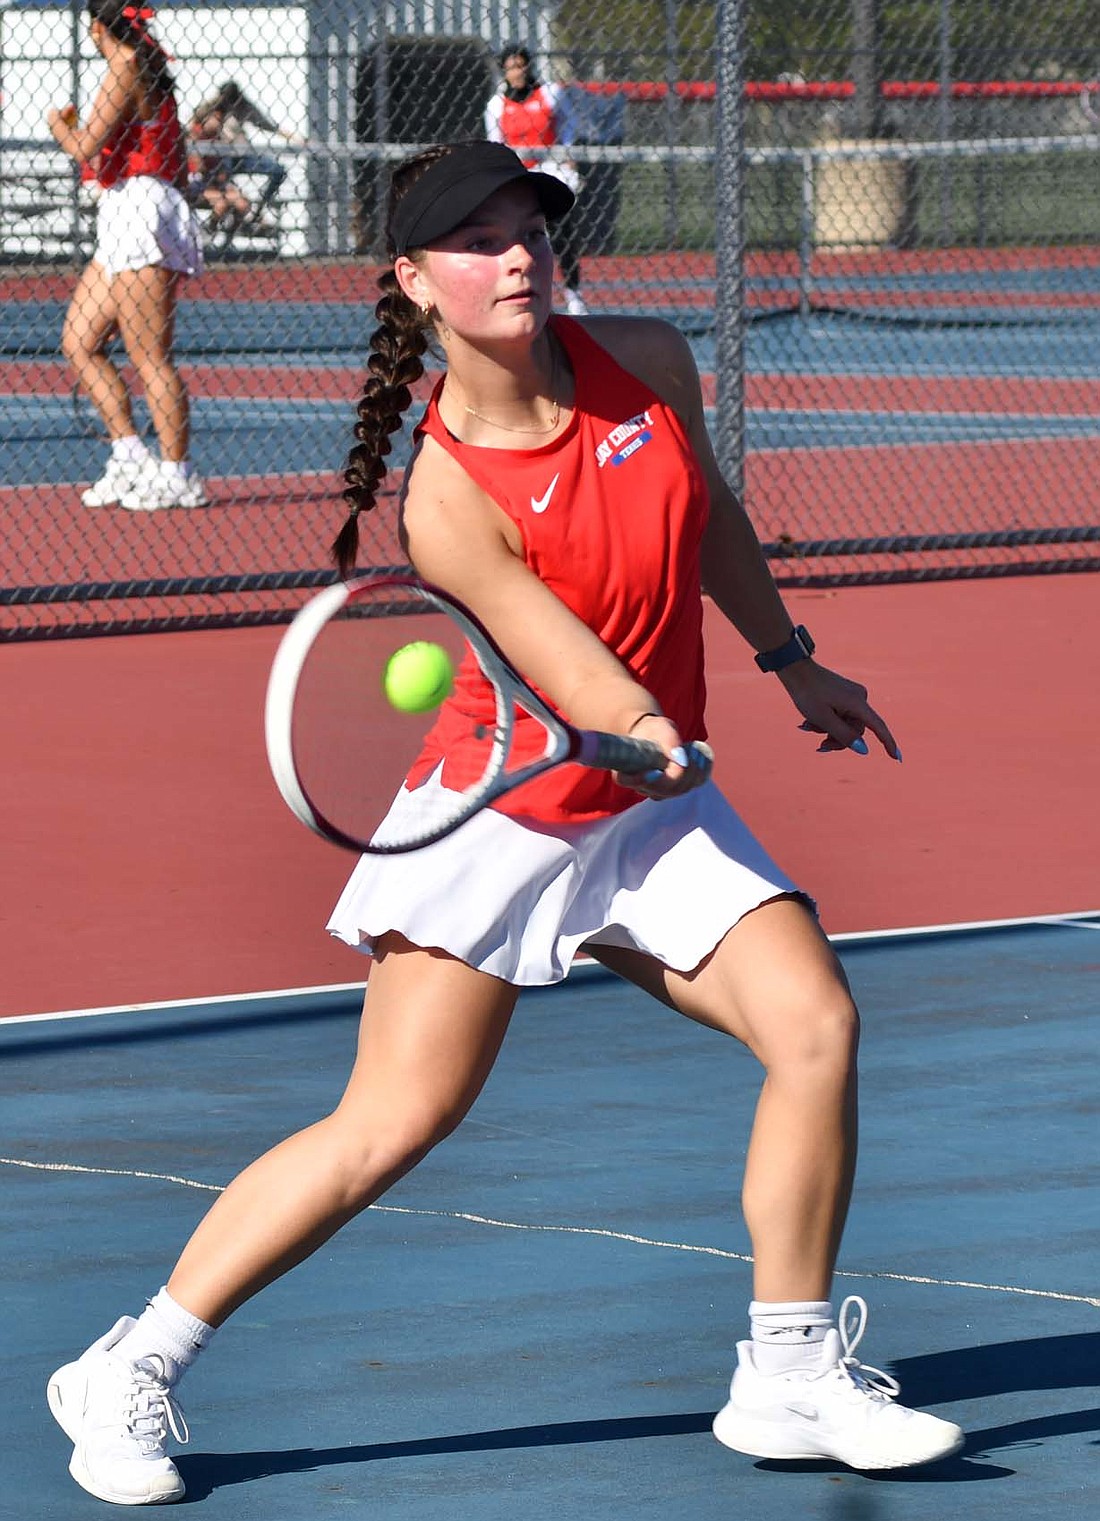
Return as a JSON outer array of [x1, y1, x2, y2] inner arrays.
[[1, 0, 1097, 638]]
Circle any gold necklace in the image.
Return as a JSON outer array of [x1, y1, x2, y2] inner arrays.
[[458, 345, 561, 435], [463, 394, 560, 435]]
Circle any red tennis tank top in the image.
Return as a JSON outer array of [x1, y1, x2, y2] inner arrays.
[[96, 91, 185, 188], [408, 317, 710, 824], [500, 85, 560, 164]]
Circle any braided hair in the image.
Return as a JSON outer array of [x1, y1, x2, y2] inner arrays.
[[333, 144, 455, 578], [87, 0, 175, 99]]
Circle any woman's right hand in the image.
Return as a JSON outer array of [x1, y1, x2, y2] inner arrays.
[[615, 713, 712, 799], [47, 104, 78, 138]]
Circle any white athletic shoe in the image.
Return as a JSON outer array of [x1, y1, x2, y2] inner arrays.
[[47, 1316, 189, 1505], [564, 288, 589, 315], [712, 1295, 964, 1471], [118, 461, 210, 512], [81, 456, 149, 508]]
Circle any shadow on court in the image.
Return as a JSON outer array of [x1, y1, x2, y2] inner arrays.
[[177, 1412, 717, 1500], [173, 1335, 1100, 1499], [3, 921, 1097, 1520]]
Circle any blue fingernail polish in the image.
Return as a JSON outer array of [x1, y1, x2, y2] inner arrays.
[[893, 748, 903, 763], [850, 738, 869, 755], [670, 746, 688, 766], [643, 768, 664, 784]]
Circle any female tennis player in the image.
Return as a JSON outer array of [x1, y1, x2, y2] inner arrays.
[[47, 140, 963, 1505], [47, 0, 207, 511]]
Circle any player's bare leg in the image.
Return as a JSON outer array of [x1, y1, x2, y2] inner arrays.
[[167, 936, 518, 1325], [110, 267, 209, 510], [113, 266, 188, 462], [48, 937, 518, 1503], [63, 262, 161, 508], [591, 900, 963, 1468], [61, 261, 131, 439]]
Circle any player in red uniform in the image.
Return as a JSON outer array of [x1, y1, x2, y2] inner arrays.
[[46, 142, 962, 1507], [47, 0, 206, 511], [485, 45, 587, 314]]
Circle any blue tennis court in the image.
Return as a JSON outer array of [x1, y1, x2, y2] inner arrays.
[[3, 918, 1096, 1519]]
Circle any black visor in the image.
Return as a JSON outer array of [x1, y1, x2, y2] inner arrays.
[[389, 141, 575, 256]]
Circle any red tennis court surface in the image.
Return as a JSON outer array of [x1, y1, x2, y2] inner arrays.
[[4, 572, 1096, 1019], [7, 362, 1100, 417], [3, 417, 1096, 623], [3, 242, 1097, 305]]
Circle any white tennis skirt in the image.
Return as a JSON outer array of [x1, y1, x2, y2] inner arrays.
[[93, 177, 203, 281], [326, 776, 811, 986]]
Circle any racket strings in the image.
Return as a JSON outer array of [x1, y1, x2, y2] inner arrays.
[[268, 573, 604, 855], [290, 603, 521, 852]]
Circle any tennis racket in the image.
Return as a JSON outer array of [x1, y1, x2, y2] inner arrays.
[[264, 571, 712, 855]]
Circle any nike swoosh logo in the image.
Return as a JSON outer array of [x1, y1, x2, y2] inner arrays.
[[530, 473, 560, 514]]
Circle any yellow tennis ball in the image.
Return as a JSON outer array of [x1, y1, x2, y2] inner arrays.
[[382, 640, 454, 714]]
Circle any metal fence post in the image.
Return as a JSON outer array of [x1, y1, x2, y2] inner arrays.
[[714, 0, 746, 499], [799, 149, 815, 317], [68, 0, 83, 260]]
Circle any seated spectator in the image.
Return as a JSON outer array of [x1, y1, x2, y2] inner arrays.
[[187, 108, 255, 234], [187, 81, 298, 234]]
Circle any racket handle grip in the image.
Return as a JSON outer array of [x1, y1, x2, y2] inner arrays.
[[581, 732, 713, 777], [589, 733, 666, 774]]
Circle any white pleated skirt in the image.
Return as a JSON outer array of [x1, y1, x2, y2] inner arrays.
[[94, 177, 203, 281], [326, 775, 811, 986]]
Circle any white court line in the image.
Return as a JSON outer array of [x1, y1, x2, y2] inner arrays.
[[2, 1156, 1097, 1312], [2, 910, 1097, 1027], [832, 910, 1100, 943], [752, 433, 1100, 457], [0, 982, 368, 1027]]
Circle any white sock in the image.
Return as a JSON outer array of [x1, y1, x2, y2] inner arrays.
[[111, 434, 149, 464], [113, 1287, 216, 1385], [159, 459, 192, 480], [749, 1299, 833, 1374]]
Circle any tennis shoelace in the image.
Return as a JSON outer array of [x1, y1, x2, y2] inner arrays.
[[813, 1295, 902, 1403], [122, 1357, 190, 1454]]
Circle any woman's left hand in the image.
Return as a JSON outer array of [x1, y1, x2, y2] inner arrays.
[[779, 660, 901, 760]]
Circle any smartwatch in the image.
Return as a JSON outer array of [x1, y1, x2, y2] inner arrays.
[[754, 624, 815, 673]]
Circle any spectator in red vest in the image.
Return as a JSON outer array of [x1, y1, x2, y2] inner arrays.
[[485, 45, 587, 314]]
